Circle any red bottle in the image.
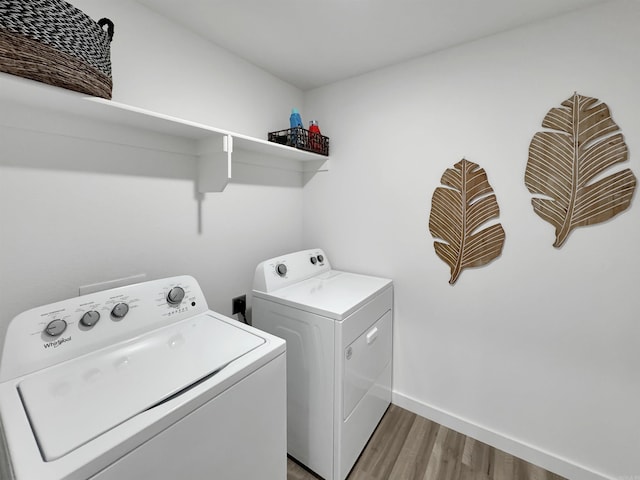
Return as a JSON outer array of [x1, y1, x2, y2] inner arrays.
[[309, 120, 322, 152]]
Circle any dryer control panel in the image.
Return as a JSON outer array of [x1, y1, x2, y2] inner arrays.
[[253, 248, 332, 293], [0, 276, 209, 381]]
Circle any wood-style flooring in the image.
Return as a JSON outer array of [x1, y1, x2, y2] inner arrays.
[[287, 404, 567, 480]]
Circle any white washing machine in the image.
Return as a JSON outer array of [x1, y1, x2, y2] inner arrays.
[[252, 249, 393, 480], [0, 276, 286, 480]]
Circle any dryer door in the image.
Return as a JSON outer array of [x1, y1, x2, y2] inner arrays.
[[343, 310, 392, 420]]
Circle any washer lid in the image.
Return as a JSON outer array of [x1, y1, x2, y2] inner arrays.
[[253, 271, 392, 320], [18, 313, 264, 462]]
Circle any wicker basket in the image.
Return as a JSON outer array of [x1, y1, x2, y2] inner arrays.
[[0, 0, 114, 99]]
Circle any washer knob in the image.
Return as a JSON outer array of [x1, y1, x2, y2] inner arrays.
[[111, 303, 129, 319], [45, 319, 67, 337], [167, 286, 186, 305], [80, 310, 101, 327], [276, 263, 287, 277], [310, 256, 317, 265], [317, 255, 324, 263]]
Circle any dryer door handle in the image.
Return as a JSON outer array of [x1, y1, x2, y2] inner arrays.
[[366, 327, 378, 345]]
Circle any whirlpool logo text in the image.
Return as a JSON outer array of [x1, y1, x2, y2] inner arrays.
[[43, 336, 71, 349]]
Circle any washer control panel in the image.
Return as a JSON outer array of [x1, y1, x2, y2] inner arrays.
[[0, 276, 209, 381]]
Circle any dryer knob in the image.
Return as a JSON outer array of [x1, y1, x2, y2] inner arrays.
[[276, 263, 287, 277], [317, 255, 324, 263], [45, 319, 67, 337], [111, 302, 129, 319], [310, 256, 317, 265], [80, 310, 101, 327], [167, 286, 186, 305]]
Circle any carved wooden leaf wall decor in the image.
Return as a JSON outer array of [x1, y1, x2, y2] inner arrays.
[[525, 92, 636, 247], [429, 159, 505, 285]]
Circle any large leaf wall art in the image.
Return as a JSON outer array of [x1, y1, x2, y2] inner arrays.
[[525, 93, 636, 247], [429, 159, 505, 285]]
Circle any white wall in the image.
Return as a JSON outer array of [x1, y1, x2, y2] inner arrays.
[[303, 1, 639, 479], [0, 0, 305, 351], [2, 1, 637, 478]]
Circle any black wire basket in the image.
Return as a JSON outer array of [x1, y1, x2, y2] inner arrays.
[[268, 127, 329, 156]]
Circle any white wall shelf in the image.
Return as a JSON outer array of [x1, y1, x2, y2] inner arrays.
[[0, 73, 329, 192]]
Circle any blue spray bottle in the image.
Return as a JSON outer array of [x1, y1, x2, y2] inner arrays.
[[290, 108, 304, 147]]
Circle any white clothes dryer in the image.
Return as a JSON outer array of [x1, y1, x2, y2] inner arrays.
[[0, 276, 286, 480], [252, 249, 393, 480]]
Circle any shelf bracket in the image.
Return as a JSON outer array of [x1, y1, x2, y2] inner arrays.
[[302, 157, 330, 185], [197, 134, 233, 192]]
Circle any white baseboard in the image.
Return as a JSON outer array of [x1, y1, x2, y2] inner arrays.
[[391, 391, 613, 480]]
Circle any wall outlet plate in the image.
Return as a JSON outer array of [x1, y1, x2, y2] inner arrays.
[[232, 294, 246, 315]]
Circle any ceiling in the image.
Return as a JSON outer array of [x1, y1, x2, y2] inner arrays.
[[136, 0, 609, 91]]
